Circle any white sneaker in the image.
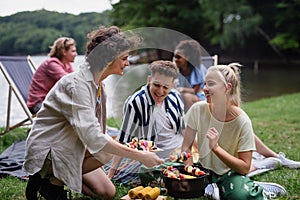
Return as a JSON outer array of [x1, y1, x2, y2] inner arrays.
[[277, 152, 300, 169], [252, 157, 282, 169], [254, 181, 287, 198], [205, 183, 220, 200]]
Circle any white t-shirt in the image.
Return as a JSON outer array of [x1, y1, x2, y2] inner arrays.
[[154, 103, 183, 159]]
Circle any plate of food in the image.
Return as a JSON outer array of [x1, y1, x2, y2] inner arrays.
[[125, 137, 163, 152]]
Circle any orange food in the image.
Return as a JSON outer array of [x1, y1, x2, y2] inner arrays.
[[128, 186, 144, 198]]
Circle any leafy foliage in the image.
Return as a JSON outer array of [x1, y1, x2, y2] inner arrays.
[[110, 0, 300, 57], [1, 1, 300, 58], [248, 0, 300, 54], [110, 0, 205, 40], [269, 1, 300, 51], [0, 10, 112, 55], [199, 0, 262, 48]]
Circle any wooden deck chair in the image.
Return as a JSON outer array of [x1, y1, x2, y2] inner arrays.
[[201, 54, 218, 68], [0, 56, 37, 135]]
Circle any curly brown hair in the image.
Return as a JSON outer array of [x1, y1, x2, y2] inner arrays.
[[85, 26, 140, 71], [174, 39, 202, 68], [150, 60, 179, 80]]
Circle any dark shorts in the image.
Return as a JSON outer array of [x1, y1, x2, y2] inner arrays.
[[28, 102, 42, 115]]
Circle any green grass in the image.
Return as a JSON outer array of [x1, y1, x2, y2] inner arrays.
[[0, 93, 299, 199]]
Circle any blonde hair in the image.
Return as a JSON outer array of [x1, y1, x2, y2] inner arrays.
[[208, 63, 242, 106], [48, 37, 76, 60]]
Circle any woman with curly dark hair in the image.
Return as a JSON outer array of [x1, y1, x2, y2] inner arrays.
[[173, 39, 208, 112], [24, 26, 163, 200]]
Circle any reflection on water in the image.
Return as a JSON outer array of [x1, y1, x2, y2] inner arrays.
[[1, 55, 300, 126], [241, 67, 300, 102]]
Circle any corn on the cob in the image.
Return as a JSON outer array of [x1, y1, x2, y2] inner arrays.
[[128, 186, 144, 199], [144, 187, 160, 200], [137, 186, 152, 199]]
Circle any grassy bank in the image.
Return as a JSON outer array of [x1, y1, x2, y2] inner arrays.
[[0, 93, 299, 199]]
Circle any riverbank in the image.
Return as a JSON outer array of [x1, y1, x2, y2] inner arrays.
[[0, 92, 299, 199]]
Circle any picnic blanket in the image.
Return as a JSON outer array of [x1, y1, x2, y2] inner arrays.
[[0, 127, 120, 180], [0, 139, 28, 180], [0, 138, 157, 186], [0, 132, 274, 183], [103, 158, 142, 186]]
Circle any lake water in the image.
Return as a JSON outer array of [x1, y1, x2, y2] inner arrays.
[[1, 55, 300, 127]]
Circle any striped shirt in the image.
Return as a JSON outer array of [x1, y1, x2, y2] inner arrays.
[[118, 85, 185, 144]]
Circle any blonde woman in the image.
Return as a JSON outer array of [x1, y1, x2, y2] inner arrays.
[[181, 64, 286, 199], [27, 37, 77, 114]]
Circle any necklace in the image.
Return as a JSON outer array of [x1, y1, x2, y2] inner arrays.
[[97, 82, 102, 104], [95, 81, 106, 134]]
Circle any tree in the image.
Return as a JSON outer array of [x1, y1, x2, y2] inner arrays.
[[199, 0, 300, 57], [249, 0, 300, 55], [199, 0, 261, 48], [0, 10, 112, 55], [1, 2, 299, 59], [110, 0, 205, 41]]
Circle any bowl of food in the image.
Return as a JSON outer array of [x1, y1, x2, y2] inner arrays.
[[162, 165, 209, 198]]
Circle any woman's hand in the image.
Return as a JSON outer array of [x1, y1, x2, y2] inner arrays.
[[107, 168, 116, 179], [138, 151, 164, 168], [101, 139, 164, 168], [206, 127, 219, 151]]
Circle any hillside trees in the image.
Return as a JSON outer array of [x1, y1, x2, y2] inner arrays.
[[0, 10, 111, 55], [0, 1, 299, 59]]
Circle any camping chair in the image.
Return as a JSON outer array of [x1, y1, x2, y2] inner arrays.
[[201, 54, 218, 68], [0, 56, 37, 135]]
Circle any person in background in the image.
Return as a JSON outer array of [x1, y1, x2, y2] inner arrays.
[[173, 39, 207, 112], [27, 37, 77, 115], [23, 26, 163, 200], [107, 60, 185, 185], [181, 63, 286, 200]]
